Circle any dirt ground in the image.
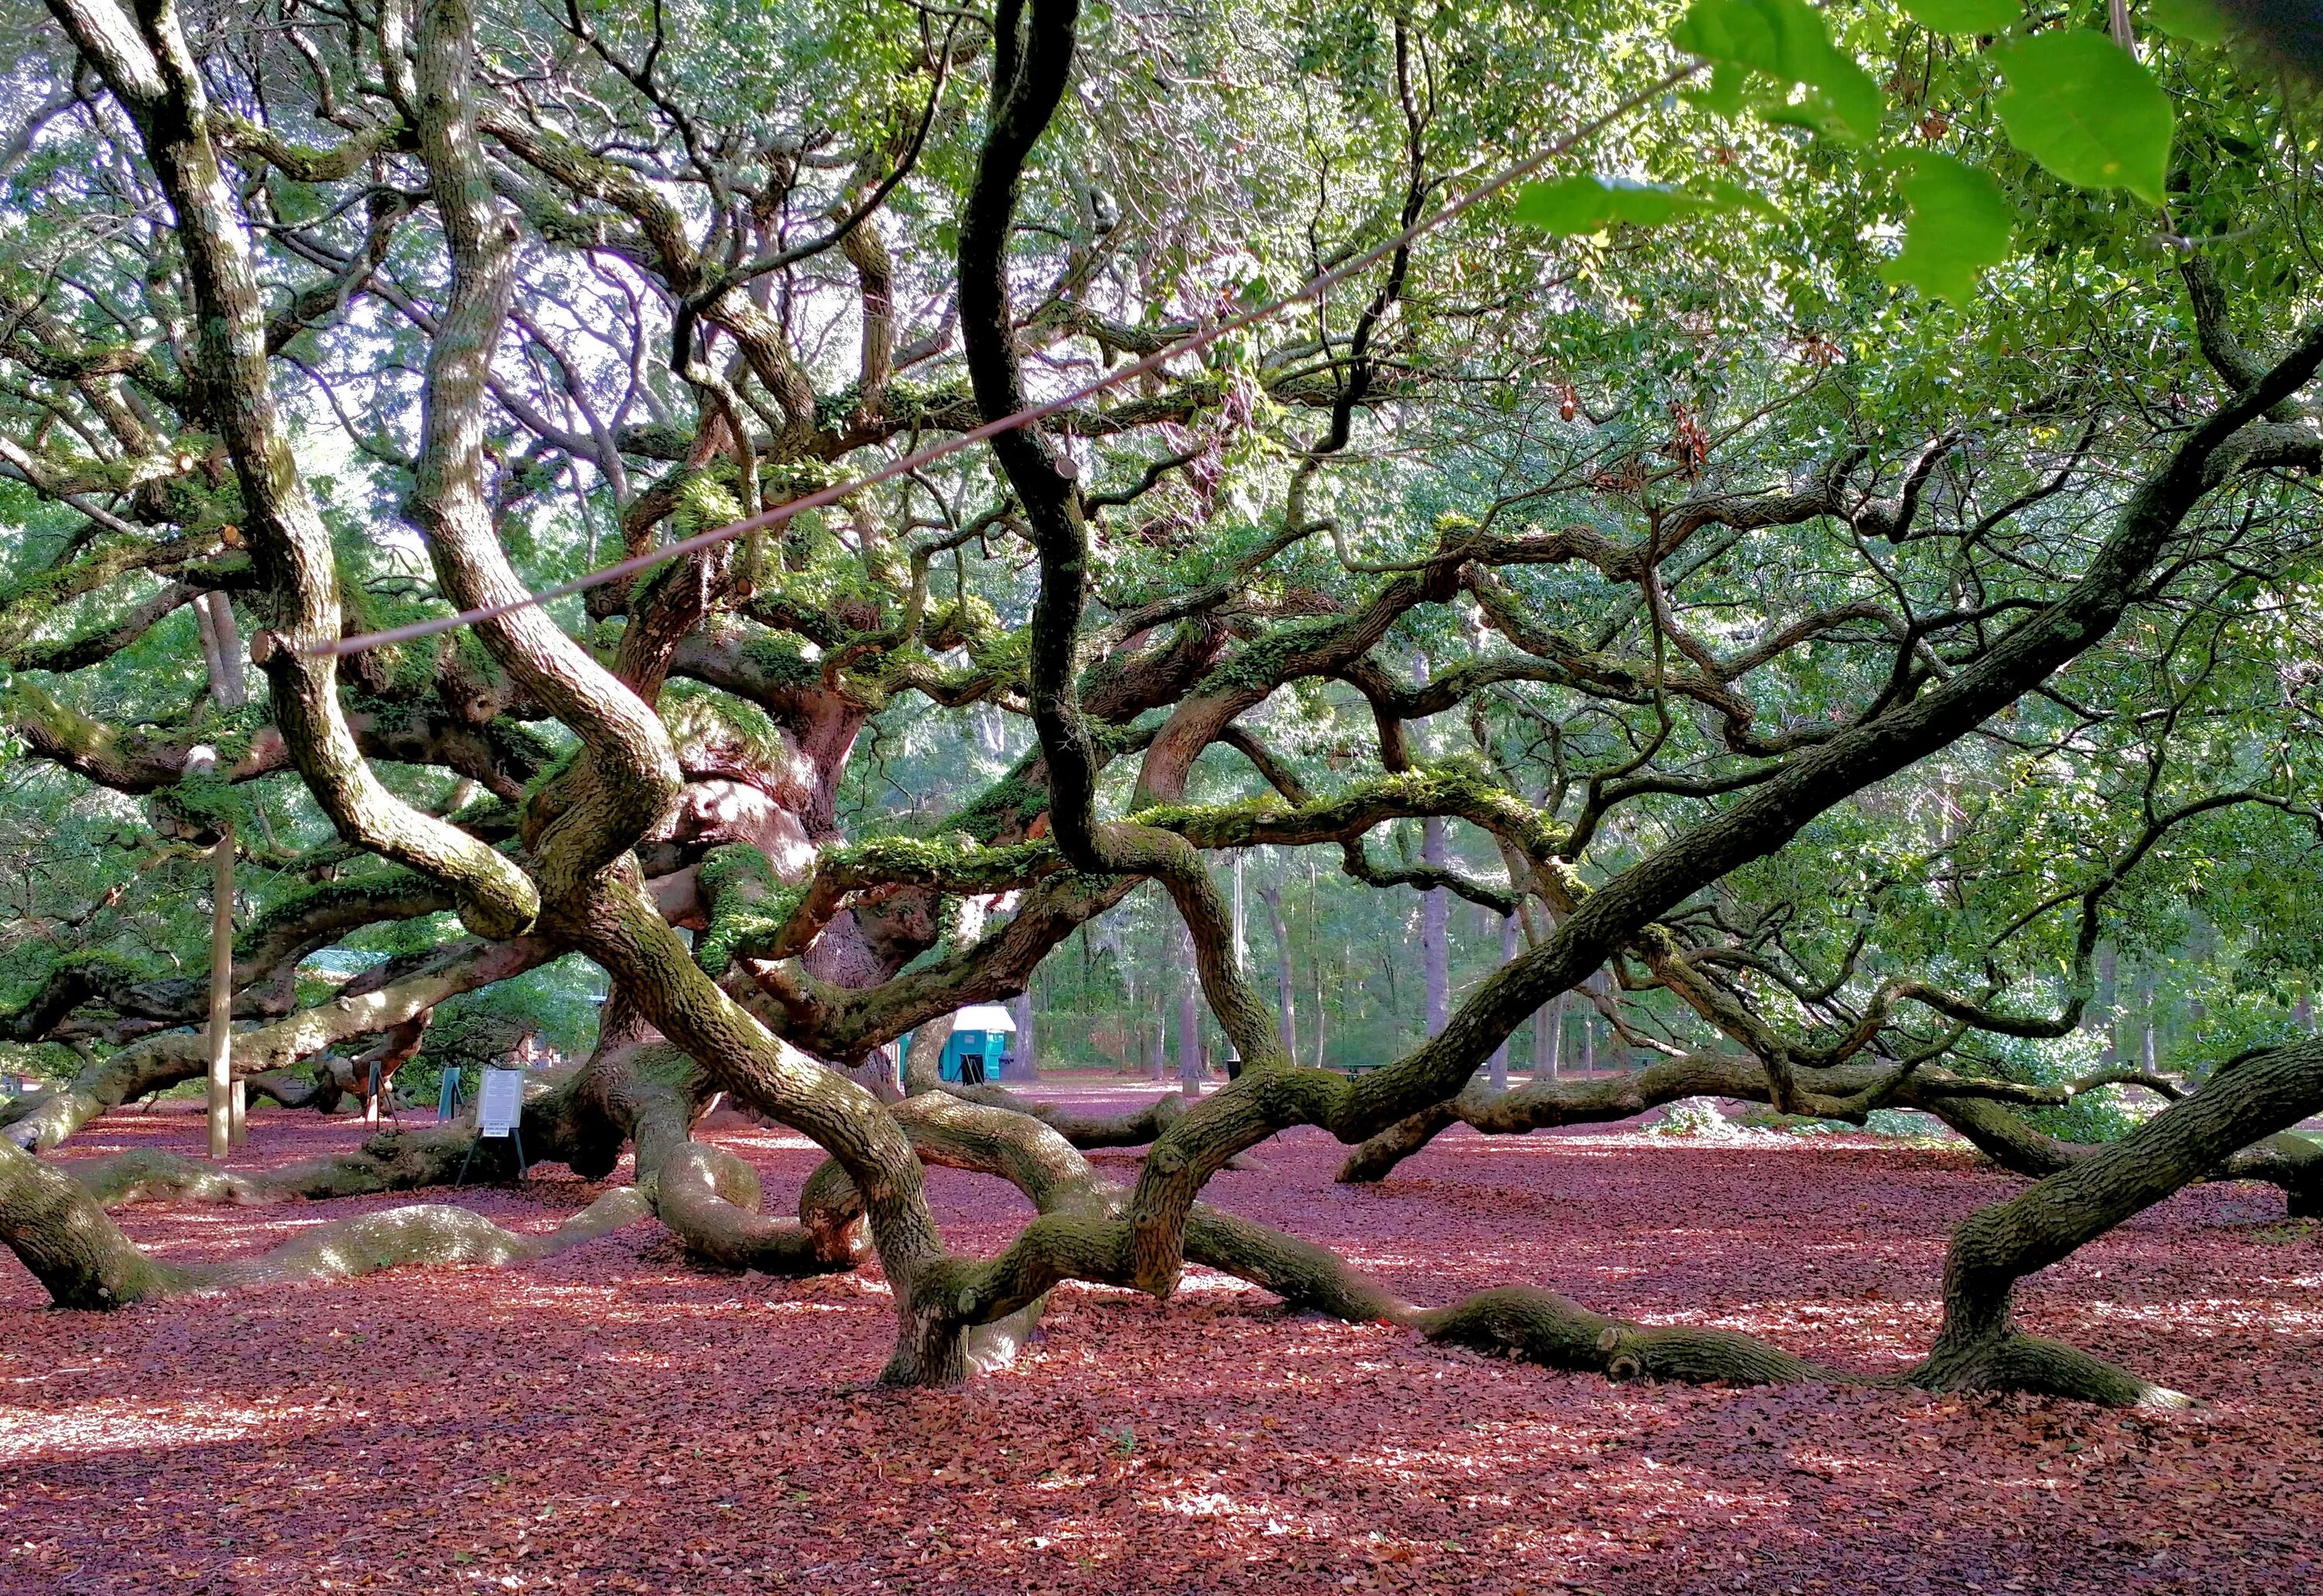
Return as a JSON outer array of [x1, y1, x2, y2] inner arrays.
[[2, 1086, 2317, 1594]]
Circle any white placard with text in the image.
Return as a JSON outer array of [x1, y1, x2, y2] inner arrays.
[[477, 1066, 526, 1137]]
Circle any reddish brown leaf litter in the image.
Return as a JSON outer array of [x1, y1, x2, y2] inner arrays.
[[4, 1090, 2318, 1594]]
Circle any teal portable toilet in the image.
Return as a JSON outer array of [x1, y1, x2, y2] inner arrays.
[[939, 1004, 1018, 1085]]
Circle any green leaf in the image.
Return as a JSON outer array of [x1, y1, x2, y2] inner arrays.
[[1511, 175, 1724, 235], [1900, 0, 2020, 31], [1670, 0, 1886, 143], [1994, 31, 2174, 204], [2148, 0, 2226, 45], [1879, 152, 2013, 304]]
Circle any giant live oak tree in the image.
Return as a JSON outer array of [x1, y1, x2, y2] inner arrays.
[[0, 0, 2320, 1402]]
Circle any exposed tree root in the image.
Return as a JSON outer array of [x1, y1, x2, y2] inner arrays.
[[65, 1149, 296, 1210], [845, 1066, 2323, 1406], [0, 1130, 654, 1308], [1910, 1038, 2323, 1409], [1410, 1286, 1843, 1386], [1, 1033, 866, 1309], [801, 1090, 1834, 1390], [214, 1189, 656, 1289], [17, 1028, 2309, 1412], [1911, 1329, 2189, 1410]]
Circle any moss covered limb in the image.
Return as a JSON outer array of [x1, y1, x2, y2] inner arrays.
[[801, 870, 1138, 1059], [64, 1149, 293, 1209], [1334, 1052, 1796, 1182], [2, 1038, 209, 1154], [1335, 1100, 1465, 1183], [3, 935, 555, 1152], [0, 871, 462, 1044], [3, 679, 547, 810], [232, 1190, 656, 1286], [1905, 1091, 2088, 1177], [4, 680, 291, 792], [0, 955, 146, 1043], [941, 1081, 1189, 1148], [1912, 1329, 2183, 1409], [1134, 763, 1560, 884], [698, 833, 1067, 987], [578, 1037, 864, 1275], [2226, 1131, 2323, 1217]]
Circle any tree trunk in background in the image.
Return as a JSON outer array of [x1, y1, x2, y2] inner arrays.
[[2184, 917, 2215, 1058], [1177, 937, 1203, 1100], [1012, 992, 1038, 1081], [1230, 852, 1247, 973], [1579, 977, 1597, 1075], [1422, 819, 1450, 1037], [2094, 944, 2119, 1063], [193, 591, 229, 706], [1258, 883, 1297, 1061], [1487, 915, 1517, 1093], [1149, 986, 1165, 1082], [1536, 992, 1563, 1079], [200, 592, 247, 705]]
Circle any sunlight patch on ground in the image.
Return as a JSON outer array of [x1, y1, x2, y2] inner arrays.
[[2080, 1297, 2323, 1333], [1175, 1268, 1258, 1292], [0, 1402, 280, 1460]]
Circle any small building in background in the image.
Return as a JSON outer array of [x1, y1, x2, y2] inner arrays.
[[938, 1004, 1017, 1084]]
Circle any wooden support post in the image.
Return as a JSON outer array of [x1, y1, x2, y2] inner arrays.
[[193, 592, 246, 1160], [208, 817, 235, 1161]]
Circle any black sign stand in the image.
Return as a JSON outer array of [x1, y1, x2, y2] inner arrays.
[[365, 1059, 403, 1126], [454, 1122, 527, 1187]]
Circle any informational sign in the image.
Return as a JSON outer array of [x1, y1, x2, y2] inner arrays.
[[477, 1066, 526, 1137]]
